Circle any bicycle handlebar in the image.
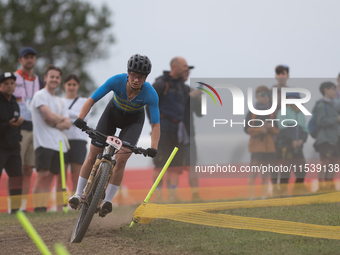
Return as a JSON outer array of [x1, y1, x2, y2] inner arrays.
[[80, 125, 148, 156]]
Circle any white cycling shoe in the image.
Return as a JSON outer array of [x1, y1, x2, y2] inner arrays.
[[99, 200, 113, 218], [68, 194, 81, 210]]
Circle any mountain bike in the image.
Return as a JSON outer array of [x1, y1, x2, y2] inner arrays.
[[70, 125, 150, 243]]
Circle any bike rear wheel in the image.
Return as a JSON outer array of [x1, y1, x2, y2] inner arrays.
[[70, 162, 111, 243]]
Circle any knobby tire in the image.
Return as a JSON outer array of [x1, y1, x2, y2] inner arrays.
[[70, 162, 111, 243]]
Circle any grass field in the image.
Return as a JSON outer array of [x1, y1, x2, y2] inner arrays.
[[1, 201, 340, 254]]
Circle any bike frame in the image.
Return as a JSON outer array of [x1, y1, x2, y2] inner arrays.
[[80, 135, 122, 210], [70, 125, 149, 243]]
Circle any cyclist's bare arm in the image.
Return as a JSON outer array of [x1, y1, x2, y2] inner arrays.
[[150, 123, 160, 149], [40, 105, 67, 127], [78, 98, 95, 120]]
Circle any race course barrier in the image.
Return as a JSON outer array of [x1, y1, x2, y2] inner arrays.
[[133, 191, 340, 240]]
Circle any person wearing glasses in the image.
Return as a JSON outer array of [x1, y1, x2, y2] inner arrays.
[[244, 86, 278, 200], [68, 54, 160, 217]]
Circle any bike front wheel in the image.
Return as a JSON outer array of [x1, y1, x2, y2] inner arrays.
[[70, 161, 111, 243]]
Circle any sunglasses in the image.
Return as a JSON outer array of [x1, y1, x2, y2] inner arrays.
[[129, 72, 146, 81]]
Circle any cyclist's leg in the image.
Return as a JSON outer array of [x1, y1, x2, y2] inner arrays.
[[70, 163, 82, 192], [113, 108, 145, 186], [79, 145, 103, 179], [72, 101, 117, 200], [69, 145, 103, 208], [71, 145, 103, 195], [109, 149, 132, 186], [85, 101, 119, 179], [102, 109, 144, 205]]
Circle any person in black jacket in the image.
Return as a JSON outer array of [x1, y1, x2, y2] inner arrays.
[[149, 57, 201, 202], [0, 72, 24, 213]]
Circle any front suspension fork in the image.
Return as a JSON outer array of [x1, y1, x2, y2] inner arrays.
[[97, 160, 116, 208], [81, 153, 116, 206]]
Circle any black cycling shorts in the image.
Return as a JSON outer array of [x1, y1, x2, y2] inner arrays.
[[92, 100, 145, 148]]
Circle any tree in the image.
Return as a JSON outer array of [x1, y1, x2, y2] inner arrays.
[[0, 0, 114, 96]]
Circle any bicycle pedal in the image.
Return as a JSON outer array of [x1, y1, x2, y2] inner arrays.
[[99, 210, 109, 218], [99, 201, 112, 218]]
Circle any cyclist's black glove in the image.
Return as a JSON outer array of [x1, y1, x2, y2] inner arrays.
[[74, 118, 87, 130], [145, 148, 157, 158]]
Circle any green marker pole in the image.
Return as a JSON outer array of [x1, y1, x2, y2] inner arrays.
[[59, 141, 68, 213], [54, 243, 71, 255], [16, 211, 52, 255], [129, 147, 178, 228]]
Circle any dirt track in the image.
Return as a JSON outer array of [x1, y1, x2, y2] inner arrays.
[[1, 209, 179, 255]]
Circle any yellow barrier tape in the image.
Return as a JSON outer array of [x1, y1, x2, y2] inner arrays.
[[1, 188, 339, 210], [4, 188, 340, 239], [133, 192, 340, 240], [165, 191, 340, 211]]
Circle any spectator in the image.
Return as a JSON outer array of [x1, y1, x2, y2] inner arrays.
[[312, 82, 339, 191], [150, 57, 198, 202], [271, 65, 289, 196], [183, 74, 202, 201], [62, 74, 90, 191], [13, 47, 44, 211], [245, 86, 278, 200], [0, 72, 24, 213], [332, 73, 340, 164], [31, 65, 71, 212], [272, 65, 289, 114], [277, 92, 309, 196]]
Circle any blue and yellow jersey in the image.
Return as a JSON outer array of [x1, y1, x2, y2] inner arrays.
[[90, 73, 160, 124]]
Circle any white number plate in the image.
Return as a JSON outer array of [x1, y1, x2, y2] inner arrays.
[[106, 136, 122, 150]]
